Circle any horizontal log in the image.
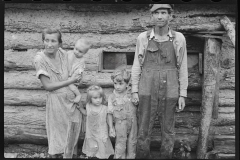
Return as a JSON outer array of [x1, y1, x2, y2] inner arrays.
[[4, 71, 114, 89], [4, 89, 202, 107], [174, 112, 235, 127], [5, 124, 213, 151], [215, 153, 235, 159], [4, 69, 234, 91], [4, 105, 235, 133], [4, 89, 113, 107], [210, 135, 235, 154], [218, 89, 235, 107], [4, 32, 139, 50], [4, 88, 235, 107], [4, 105, 235, 150], [4, 31, 224, 51], [8, 125, 234, 153], [4, 144, 48, 154], [152, 125, 235, 136], [4, 49, 101, 72], [4, 70, 203, 90], [5, 4, 235, 15], [4, 4, 235, 34]]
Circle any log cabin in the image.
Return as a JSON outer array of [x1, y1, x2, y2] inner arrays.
[[4, 3, 236, 159]]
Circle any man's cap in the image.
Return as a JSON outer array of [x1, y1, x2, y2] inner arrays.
[[150, 4, 174, 12]]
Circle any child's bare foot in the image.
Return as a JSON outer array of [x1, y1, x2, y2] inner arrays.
[[73, 95, 81, 103]]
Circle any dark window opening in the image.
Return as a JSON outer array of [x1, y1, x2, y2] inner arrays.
[[100, 51, 135, 72], [126, 52, 134, 65]]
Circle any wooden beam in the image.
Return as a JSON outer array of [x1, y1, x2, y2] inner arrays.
[[220, 16, 235, 47], [215, 153, 235, 159], [190, 34, 225, 40], [197, 38, 221, 159], [199, 53, 203, 74], [212, 65, 220, 119]]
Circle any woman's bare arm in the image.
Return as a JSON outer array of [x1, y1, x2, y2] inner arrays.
[[39, 74, 79, 91]]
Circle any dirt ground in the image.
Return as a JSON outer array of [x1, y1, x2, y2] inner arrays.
[[4, 143, 196, 159]]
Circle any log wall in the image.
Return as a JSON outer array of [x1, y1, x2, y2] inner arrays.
[[4, 3, 235, 156]]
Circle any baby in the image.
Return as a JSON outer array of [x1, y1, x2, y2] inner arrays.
[[68, 39, 91, 103]]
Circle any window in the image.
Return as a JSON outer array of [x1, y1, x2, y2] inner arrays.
[[98, 51, 135, 72]]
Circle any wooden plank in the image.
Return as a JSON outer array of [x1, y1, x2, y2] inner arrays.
[[220, 16, 235, 47], [215, 153, 235, 159], [190, 34, 225, 40], [199, 53, 203, 74], [213, 62, 220, 119], [193, 31, 227, 35], [197, 38, 221, 158]]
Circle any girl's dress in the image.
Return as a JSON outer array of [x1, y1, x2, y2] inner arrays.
[[34, 49, 82, 155], [82, 104, 114, 159]]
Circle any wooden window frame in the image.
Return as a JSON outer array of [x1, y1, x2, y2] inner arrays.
[[98, 50, 134, 73]]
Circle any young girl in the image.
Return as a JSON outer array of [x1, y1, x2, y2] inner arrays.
[[78, 85, 114, 159], [107, 69, 138, 159]]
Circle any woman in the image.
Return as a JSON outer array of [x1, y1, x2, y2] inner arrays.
[[34, 28, 82, 158]]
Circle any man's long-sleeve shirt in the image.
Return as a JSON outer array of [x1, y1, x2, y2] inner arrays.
[[131, 28, 188, 97]]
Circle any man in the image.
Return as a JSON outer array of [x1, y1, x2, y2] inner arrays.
[[131, 4, 188, 159]]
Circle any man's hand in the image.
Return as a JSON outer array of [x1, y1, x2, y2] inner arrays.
[[176, 96, 186, 112], [131, 92, 139, 105]]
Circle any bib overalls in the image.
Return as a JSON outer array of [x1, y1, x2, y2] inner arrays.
[[110, 93, 137, 159], [136, 36, 179, 159]]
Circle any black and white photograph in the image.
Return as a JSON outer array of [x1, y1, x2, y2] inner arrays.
[[3, 1, 237, 159]]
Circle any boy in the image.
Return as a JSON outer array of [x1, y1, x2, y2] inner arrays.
[[108, 69, 137, 159]]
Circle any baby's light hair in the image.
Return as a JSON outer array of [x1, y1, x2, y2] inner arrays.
[[86, 85, 107, 105], [111, 69, 131, 84], [75, 38, 91, 49]]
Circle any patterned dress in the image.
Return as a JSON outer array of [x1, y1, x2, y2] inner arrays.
[[34, 49, 82, 155], [82, 104, 114, 159]]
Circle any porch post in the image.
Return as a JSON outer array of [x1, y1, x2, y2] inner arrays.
[[196, 38, 221, 159]]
